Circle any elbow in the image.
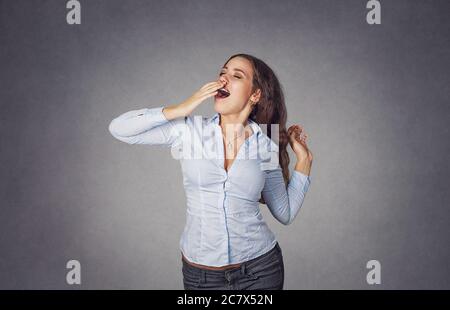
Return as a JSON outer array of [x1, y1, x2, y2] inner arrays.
[[108, 119, 127, 140], [108, 119, 134, 144], [108, 119, 119, 137], [281, 204, 299, 225], [277, 211, 294, 226], [280, 217, 294, 226]]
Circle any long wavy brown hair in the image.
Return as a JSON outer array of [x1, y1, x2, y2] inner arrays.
[[222, 53, 290, 204]]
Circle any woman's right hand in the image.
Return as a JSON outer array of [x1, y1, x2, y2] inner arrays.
[[162, 80, 225, 120], [180, 80, 225, 115]]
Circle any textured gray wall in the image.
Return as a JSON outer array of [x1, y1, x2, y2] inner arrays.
[[1, 0, 449, 289]]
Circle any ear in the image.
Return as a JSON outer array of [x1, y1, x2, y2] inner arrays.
[[250, 88, 261, 103]]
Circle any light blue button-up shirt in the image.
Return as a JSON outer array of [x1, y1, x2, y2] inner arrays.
[[108, 106, 311, 267]]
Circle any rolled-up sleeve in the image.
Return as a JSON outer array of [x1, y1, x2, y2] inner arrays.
[[261, 164, 311, 226], [108, 106, 187, 147]]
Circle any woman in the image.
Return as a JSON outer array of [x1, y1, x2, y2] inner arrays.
[[108, 53, 313, 290]]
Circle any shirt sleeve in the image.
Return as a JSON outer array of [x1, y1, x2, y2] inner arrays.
[[108, 106, 187, 147], [261, 161, 312, 226]]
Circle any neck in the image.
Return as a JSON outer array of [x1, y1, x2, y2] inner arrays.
[[219, 113, 250, 139]]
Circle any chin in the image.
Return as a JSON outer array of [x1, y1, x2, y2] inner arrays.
[[213, 101, 227, 113]]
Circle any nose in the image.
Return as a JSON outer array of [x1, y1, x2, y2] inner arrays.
[[219, 76, 228, 85]]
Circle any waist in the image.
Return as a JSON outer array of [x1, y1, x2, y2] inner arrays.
[[182, 253, 243, 270], [181, 242, 280, 271], [179, 220, 277, 267]]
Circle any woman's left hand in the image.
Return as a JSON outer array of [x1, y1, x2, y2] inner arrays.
[[288, 124, 313, 164]]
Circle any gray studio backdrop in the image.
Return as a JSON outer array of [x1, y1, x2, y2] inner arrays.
[[1, 0, 449, 289]]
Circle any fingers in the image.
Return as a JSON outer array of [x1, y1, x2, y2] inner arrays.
[[208, 82, 224, 91], [200, 89, 219, 100], [201, 80, 224, 90], [201, 81, 219, 89], [200, 83, 224, 97], [300, 133, 308, 145], [288, 125, 303, 137], [288, 124, 309, 145], [198, 81, 223, 100], [190, 81, 224, 106]]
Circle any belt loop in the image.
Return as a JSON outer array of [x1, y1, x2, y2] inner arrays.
[[198, 269, 206, 285], [240, 263, 247, 276]]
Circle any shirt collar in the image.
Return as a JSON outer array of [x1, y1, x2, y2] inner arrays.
[[208, 112, 262, 136]]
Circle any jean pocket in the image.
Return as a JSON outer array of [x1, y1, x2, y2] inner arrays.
[[182, 264, 201, 288], [246, 255, 284, 287]]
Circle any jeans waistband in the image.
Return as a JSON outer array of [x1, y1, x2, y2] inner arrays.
[[182, 242, 281, 274]]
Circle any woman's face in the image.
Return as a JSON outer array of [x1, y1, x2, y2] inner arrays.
[[214, 56, 258, 115]]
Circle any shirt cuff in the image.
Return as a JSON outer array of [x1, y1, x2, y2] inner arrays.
[[153, 106, 171, 123], [291, 170, 311, 193], [159, 106, 170, 122]]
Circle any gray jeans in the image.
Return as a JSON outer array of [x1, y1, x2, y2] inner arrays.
[[182, 243, 284, 290]]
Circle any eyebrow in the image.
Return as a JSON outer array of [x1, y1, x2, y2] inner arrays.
[[221, 66, 248, 78]]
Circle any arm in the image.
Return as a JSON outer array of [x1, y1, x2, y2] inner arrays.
[[262, 122, 314, 225], [108, 80, 225, 147], [261, 161, 312, 226], [108, 106, 187, 147]]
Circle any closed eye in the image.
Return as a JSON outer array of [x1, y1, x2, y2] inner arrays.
[[219, 72, 242, 79]]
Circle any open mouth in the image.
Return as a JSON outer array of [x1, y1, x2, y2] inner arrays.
[[216, 87, 230, 99]]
